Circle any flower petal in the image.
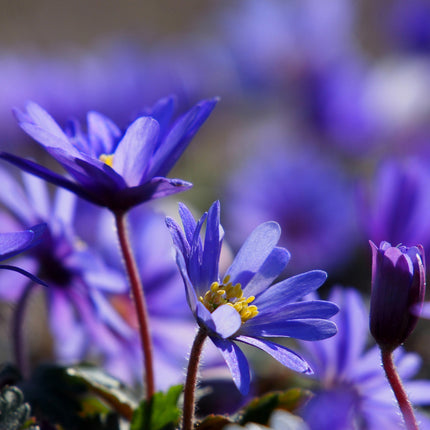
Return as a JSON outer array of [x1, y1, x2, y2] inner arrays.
[[240, 319, 338, 341], [255, 270, 327, 312], [87, 111, 121, 155], [14, 102, 78, 156], [210, 336, 251, 395], [0, 152, 95, 203], [211, 305, 242, 338], [225, 221, 281, 287], [113, 117, 160, 186], [148, 98, 218, 177], [201, 201, 222, 286], [243, 247, 290, 297], [236, 336, 311, 374]]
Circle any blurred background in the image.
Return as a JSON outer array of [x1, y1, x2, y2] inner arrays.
[[1, 0, 430, 407]]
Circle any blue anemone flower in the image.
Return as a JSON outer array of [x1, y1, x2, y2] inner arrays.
[[299, 287, 430, 429], [166, 201, 338, 394], [0, 96, 217, 211], [0, 169, 130, 362]]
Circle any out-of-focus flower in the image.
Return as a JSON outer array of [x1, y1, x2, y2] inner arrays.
[[167, 201, 338, 395], [370, 241, 425, 352], [224, 142, 357, 273], [0, 169, 130, 363], [1, 96, 217, 211], [358, 159, 430, 249], [299, 287, 430, 429]]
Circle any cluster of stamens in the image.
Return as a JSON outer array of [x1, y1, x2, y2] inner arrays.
[[99, 153, 114, 167], [199, 275, 258, 323]]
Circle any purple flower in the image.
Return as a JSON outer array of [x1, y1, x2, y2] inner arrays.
[[369, 241, 426, 352], [299, 287, 430, 429], [0, 169, 130, 362], [166, 201, 338, 394], [224, 142, 357, 273], [1, 96, 217, 211], [358, 159, 430, 249]]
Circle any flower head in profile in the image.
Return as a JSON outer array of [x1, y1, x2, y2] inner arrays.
[[166, 201, 338, 394], [1, 96, 217, 211], [370, 241, 425, 352], [299, 287, 430, 429]]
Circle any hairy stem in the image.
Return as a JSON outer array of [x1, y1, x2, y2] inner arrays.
[[381, 348, 419, 430], [114, 210, 155, 400], [182, 328, 207, 430], [12, 282, 33, 378]]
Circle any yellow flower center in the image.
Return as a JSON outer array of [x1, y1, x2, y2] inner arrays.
[[99, 153, 114, 167], [199, 275, 259, 323]]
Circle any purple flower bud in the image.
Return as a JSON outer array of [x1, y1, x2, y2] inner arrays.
[[370, 241, 426, 351]]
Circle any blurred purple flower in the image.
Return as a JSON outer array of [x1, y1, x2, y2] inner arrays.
[[167, 201, 338, 395], [358, 159, 430, 249], [1, 96, 217, 211], [224, 144, 357, 273], [0, 169, 130, 363], [370, 241, 425, 351], [299, 287, 430, 429]]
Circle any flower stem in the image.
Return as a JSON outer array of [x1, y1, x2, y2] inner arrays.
[[381, 348, 419, 430], [12, 282, 33, 378], [113, 210, 154, 400], [182, 328, 207, 430]]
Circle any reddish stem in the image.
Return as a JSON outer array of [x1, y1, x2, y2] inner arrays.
[[182, 328, 207, 430], [113, 210, 155, 400], [381, 348, 419, 430]]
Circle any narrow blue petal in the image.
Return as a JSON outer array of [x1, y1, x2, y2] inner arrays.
[[113, 117, 160, 186], [175, 249, 198, 314], [211, 305, 242, 339], [243, 246, 290, 297], [0, 264, 48, 287], [0, 152, 96, 203], [166, 217, 190, 258], [148, 98, 218, 177], [240, 319, 338, 340], [236, 336, 311, 374], [15, 102, 78, 155], [201, 201, 221, 286], [195, 302, 216, 332], [189, 213, 207, 294], [178, 202, 198, 244], [226, 221, 281, 287], [404, 381, 430, 405], [0, 227, 43, 261], [256, 270, 327, 312], [87, 111, 121, 155], [249, 300, 339, 325], [210, 336, 251, 395], [148, 95, 175, 138]]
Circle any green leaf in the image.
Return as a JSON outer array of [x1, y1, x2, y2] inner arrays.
[[238, 388, 311, 426], [0, 386, 32, 430], [131, 385, 182, 430], [66, 366, 138, 420]]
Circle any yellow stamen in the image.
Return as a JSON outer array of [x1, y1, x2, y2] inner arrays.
[[199, 277, 259, 323], [99, 153, 114, 167]]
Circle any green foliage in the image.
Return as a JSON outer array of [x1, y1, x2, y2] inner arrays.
[[131, 385, 183, 430], [196, 415, 233, 430], [238, 388, 311, 426], [66, 365, 138, 420]]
